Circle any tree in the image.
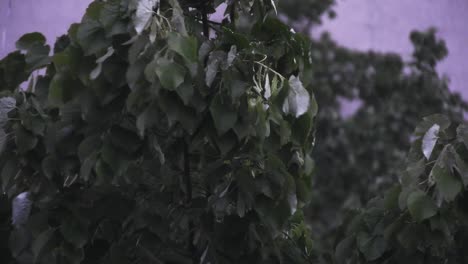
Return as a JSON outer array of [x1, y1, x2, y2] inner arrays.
[[0, 0, 318, 263], [305, 30, 467, 246], [277, 1, 467, 247], [334, 115, 468, 263]]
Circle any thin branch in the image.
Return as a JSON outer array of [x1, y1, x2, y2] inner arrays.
[[201, 4, 209, 37], [229, 1, 236, 24], [183, 138, 196, 261]]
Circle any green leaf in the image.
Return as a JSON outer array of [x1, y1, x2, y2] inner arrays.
[[41, 156, 57, 180], [357, 233, 387, 261], [150, 135, 165, 164], [282, 76, 310, 118], [48, 73, 78, 106], [78, 135, 102, 162], [169, 0, 187, 35], [158, 92, 198, 133], [100, 0, 124, 33], [335, 236, 355, 263], [48, 74, 67, 106], [81, 153, 98, 182], [414, 114, 450, 137], [0, 51, 28, 91], [457, 124, 468, 150], [25, 44, 51, 70], [15, 125, 38, 153], [0, 97, 16, 126], [175, 81, 194, 106], [383, 185, 401, 210], [455, 153, 468, 186], [227, 45, 237, 67], [168, 33, 198, 63], [16, 32, 46, 50], [0, 129, 6, 154], [32, 228, 56, 262], [53, 48, 78, 74], [76, 12, 110, 56], [205, 51, 225, 87], [60, 218, 88, 248], [94, 159, 113, 186], [155, 58, 186, 90], [60, 243, 85, 264], [406, 158, 426, 179], [431, 164, 462, 202], [210, 94, 238, 135], [109, 126, 141, 154], [407, 190, 437, 222], [136, 103, 158, 138], [1, 159, 19, 192], [90, 47, 115, 80], [15, 33, 50, 70], [422, 124, 439, 159]]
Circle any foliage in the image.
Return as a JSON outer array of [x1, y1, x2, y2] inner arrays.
[[334, 115, 468, 263], [278, 0, 336, 31], [277, 1, 468, 260], [1, 1, 468, 263], [0, 0, 319, 263], [299, 29, 467, 246]]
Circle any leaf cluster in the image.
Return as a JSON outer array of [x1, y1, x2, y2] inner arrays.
[[301, 30, 467, 248], [0, 0, 318, 263], [334, 115, 468, 263]]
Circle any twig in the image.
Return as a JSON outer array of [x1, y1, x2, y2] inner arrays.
[[183, 139, 196, 261]]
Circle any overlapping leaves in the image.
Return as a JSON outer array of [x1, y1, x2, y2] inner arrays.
[[334, 116, 468, 263], [0, 0, 317, 263]]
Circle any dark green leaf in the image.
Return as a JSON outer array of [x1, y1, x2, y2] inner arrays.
[[407, 190, 437, 222], [431, 164, 462, 202], [457, 124, 468, 150], [210, 94, 238, 135], [32, 228, 56, 262], [155, 58, 186, 90], [16, 32, 46, 50], [15, 125, 38, 153], [357, 233, 387, 261], [1, 159, 18, 192], [78, 135, 102, 162], [60, 218, 88, 248], [168, 33, 198, 63], [455, 153, 468, 186], [335, 236, 355, 263], [0, 51, 28, 91], [42, 156, 57, 180], [0, 96, 16, 126], [205, 51, 225, 87]]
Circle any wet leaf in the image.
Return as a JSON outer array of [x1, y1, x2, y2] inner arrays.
[[407, 190, 437, 222], [282, 76, 310, 118], [422, 124, 439, 159]]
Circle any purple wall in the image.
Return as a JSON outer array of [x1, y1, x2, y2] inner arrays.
[[0, 0, 90, 55], [1, 0, 467, 100], [314, 0, 468, 101]]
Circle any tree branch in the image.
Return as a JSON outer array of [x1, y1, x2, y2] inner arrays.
[[183, 139, 196, 261], [201, 5, 209, 37]]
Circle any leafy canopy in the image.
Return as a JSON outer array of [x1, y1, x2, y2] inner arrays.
[[0, 0, 318, 263], [334, 116, 468, 263]]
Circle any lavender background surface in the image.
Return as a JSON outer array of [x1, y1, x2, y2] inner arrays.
[[1, 0, 467, 100]]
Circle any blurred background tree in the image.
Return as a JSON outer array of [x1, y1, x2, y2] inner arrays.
[[278, 1, 468, 248]]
